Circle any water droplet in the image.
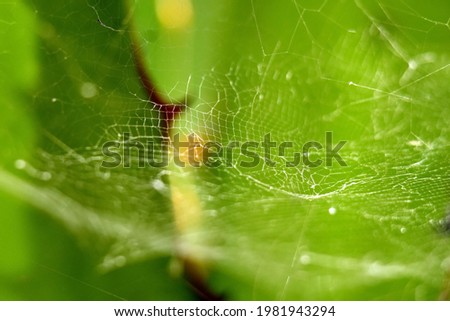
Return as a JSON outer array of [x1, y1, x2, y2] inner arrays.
[[400, 227, 407, 234], [285, 70, 293, 81], [328, 207, 337, 215], [41, 172, 52, 181], [152, 179, 166, 191], [408, 60, 417, 70], [14, 159, 26, 170], [300, 254, 311, 265], [51, 98, 57, 103], [407, 140, 422, 147], [257, 63, 264, 75]]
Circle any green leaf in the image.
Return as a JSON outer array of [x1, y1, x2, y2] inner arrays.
[[0, 0, 192, 300], [1, 0, 449, 300]]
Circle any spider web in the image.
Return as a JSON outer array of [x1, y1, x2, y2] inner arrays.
[[3, 0, 450, 299]]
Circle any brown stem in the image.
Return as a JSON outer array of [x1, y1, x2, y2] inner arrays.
[[131, 31, 223, 301], [131, 37, 184, 138]]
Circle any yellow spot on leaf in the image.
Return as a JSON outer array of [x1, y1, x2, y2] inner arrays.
[[171, 183, 201, 233]]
